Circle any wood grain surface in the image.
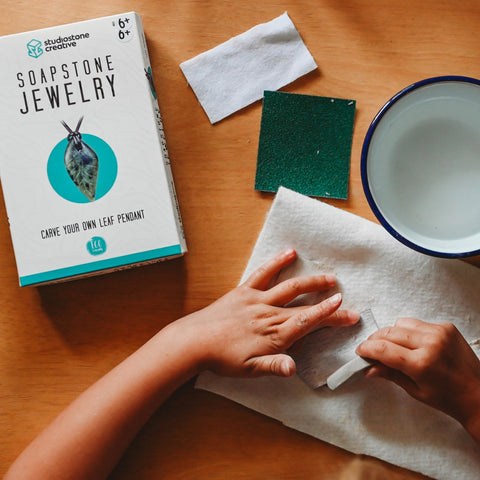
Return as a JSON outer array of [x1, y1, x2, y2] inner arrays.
[[1, 1, 479, 478]]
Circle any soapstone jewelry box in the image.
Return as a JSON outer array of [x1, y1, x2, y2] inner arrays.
[[0, 12, 186, 286]]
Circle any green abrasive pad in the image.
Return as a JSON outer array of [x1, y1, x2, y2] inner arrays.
[[255, 90, 356, 199]]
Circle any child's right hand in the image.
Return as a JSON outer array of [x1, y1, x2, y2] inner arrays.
[[357, 318, 480, 444]]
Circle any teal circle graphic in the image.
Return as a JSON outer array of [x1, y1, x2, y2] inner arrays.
[[87, 236, 107, 256], [47, 134, 117, 203]]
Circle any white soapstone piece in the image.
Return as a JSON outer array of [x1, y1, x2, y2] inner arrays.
[[326, 355, 375, 390]]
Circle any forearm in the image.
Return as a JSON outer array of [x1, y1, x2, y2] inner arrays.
[[5, 249, 353, 479], [5, 321, 201, 480]]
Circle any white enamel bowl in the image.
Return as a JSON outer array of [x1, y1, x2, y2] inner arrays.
[[361, 76, 480, 258]]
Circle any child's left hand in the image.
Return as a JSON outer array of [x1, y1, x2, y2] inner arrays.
[[176, 248, 359, 378]]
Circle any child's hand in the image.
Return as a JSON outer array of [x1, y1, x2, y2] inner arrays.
[[177, 249, 359, 378], [357, 318, 480, 436]]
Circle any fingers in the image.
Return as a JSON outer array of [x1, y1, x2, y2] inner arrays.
[[365, 323, 425, 350], [247, 302, 360, 378], [394, 317, 436, 332], [282, 293, 356, 345], [357, 318, 437, 376], [244, 250, 339, 307], [246, 353, 296, 377], [357, 337, 416, 374], [263, 274, 337, 306], [358, 319, 464, 390], [243, 249, 297, 290], [321, 308, 360, 328], [358, 317, 437, 361]]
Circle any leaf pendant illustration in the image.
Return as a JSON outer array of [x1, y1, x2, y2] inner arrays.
[[61, 117, 99, 202]]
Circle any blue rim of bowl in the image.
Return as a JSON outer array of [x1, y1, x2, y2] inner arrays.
[[361, 75, 480, 258]]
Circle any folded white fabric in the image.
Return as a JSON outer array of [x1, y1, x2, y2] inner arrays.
[[197, 187, 480, 480], [179, 12, 317, 123]]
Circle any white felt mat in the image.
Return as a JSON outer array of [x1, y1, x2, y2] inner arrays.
[[196, 187, 480, 480]]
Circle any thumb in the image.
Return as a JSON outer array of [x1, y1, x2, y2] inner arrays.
[[249, 354, 296, 377]]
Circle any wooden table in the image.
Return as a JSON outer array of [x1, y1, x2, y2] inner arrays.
[[1, 1, 479, 478]]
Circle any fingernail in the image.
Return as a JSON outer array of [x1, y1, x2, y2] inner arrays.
[[283, 248, 296, 258], [348, 311, 360, 323], [325, 274, 336, 286], [327, 292, 342, 305], [282, 359, 295, 376]]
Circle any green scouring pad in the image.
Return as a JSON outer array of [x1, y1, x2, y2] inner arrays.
[[255, 90, 356, 199]]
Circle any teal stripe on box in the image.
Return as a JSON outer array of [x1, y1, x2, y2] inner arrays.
[[19, 244, 183, 286]]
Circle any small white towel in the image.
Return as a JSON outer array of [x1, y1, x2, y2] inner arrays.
[[180, 12, 317, 123], [197, 187, 480, 480]]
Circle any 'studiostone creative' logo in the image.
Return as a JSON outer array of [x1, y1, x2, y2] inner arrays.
[[27, 39, 43, 58]]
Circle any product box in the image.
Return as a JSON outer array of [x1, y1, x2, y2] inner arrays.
[[0, 12, 187, 286]]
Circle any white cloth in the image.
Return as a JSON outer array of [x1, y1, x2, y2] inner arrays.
[[179, 12, 317, 123], [196, 187, 480, 480]]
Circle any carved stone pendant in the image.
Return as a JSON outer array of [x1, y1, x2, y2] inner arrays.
[[61, 116, 99, 202]]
